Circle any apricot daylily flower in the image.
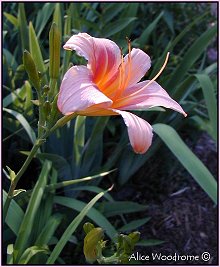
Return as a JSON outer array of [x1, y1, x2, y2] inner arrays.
[[58, 33, 186, 154]]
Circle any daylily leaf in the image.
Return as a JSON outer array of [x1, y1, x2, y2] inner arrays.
[[153, 123, 217, 204]]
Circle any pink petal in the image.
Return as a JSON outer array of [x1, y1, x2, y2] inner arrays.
[[116, 81, 187, 116], [57, 66, 112, 115], [102, 48, 151, 97], [63, 33, 121, 85], [112, 109, 153, 154], [122, 48, 151, 87]]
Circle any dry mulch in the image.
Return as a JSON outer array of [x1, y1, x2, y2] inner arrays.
[[114, 132, 218, 265]]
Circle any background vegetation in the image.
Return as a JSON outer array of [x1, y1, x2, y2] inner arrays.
[[3, 2, 217, 264]]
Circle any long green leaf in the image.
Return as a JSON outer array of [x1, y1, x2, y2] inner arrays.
[[47, 188, 112, 264], [97, 201, 147, 217], [102, 17, 137, 37], [4, 12, 18, 27], [137, 239, 165, 246], [118, 217, 151, 232], [120, 3, 139, 37], [153, 124, 217, 204], [18, 3, 28, 51], [70, 185, 114, 202], [3, 190, 24, 236], [3, 108, 36, 144], [82, 117, 109, 173], [74, 116, 86, 166], [35, 214, 63, 246], [3, 88, 22, 108], [195, 74, 217, 141], [7, 244, 14, 264], [13, 161, 52, 262], [54, 196, 117, 240], [36, 3, 55, 37], [16, 169, 116, 200], [102, 3, 126, 23], [29, 22, 47, 85], [18, 246, 49, 264], [137, 11, 164, 46], [166, 24, 217, 91]]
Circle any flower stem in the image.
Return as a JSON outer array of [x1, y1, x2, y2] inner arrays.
[[37, 92, 45, 137], [3, 113, 77, 224], [3, 139, 43, 223]]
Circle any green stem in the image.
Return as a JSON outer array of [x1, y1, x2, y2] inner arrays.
[[48, 78, 57, 102], [37, 92, 45, 137], [3, 113, 77, 224], [98, 254, 119, 264], [3, 139, 42, 223]]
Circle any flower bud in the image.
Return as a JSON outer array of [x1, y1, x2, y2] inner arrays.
[[49, 22, 61, 79], [128, 231, 140, 244], [83, 227, 104, 263], [23, 50, 40, 91], [43, 101, 51, 119], [122, 235, 134, 254], [83, 222, 95, 234], [43, 85, 50, 95]]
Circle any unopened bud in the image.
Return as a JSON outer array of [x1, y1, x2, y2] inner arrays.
[[83, 228, 104, 263], [49, 22, 61, 79], [43, 85, 50, 95], [43, 101, 51, 118], [128, 231, 140, 244], [83, 222, 95, 234], [23, 50, 40, 91], [122, 235, 133, 253]]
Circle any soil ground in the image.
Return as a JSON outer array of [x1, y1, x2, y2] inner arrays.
[[113, 132, 218, 265]]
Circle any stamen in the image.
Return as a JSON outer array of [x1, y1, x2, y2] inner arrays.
[[113, 52, 170, 107], [145, 52, 170, 88], [126, 52, 170, 97], [119, 48, 124, 91], [123, 37, 132, 89], [112, 48, 124, 100], [113, 38, 132, 100]]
